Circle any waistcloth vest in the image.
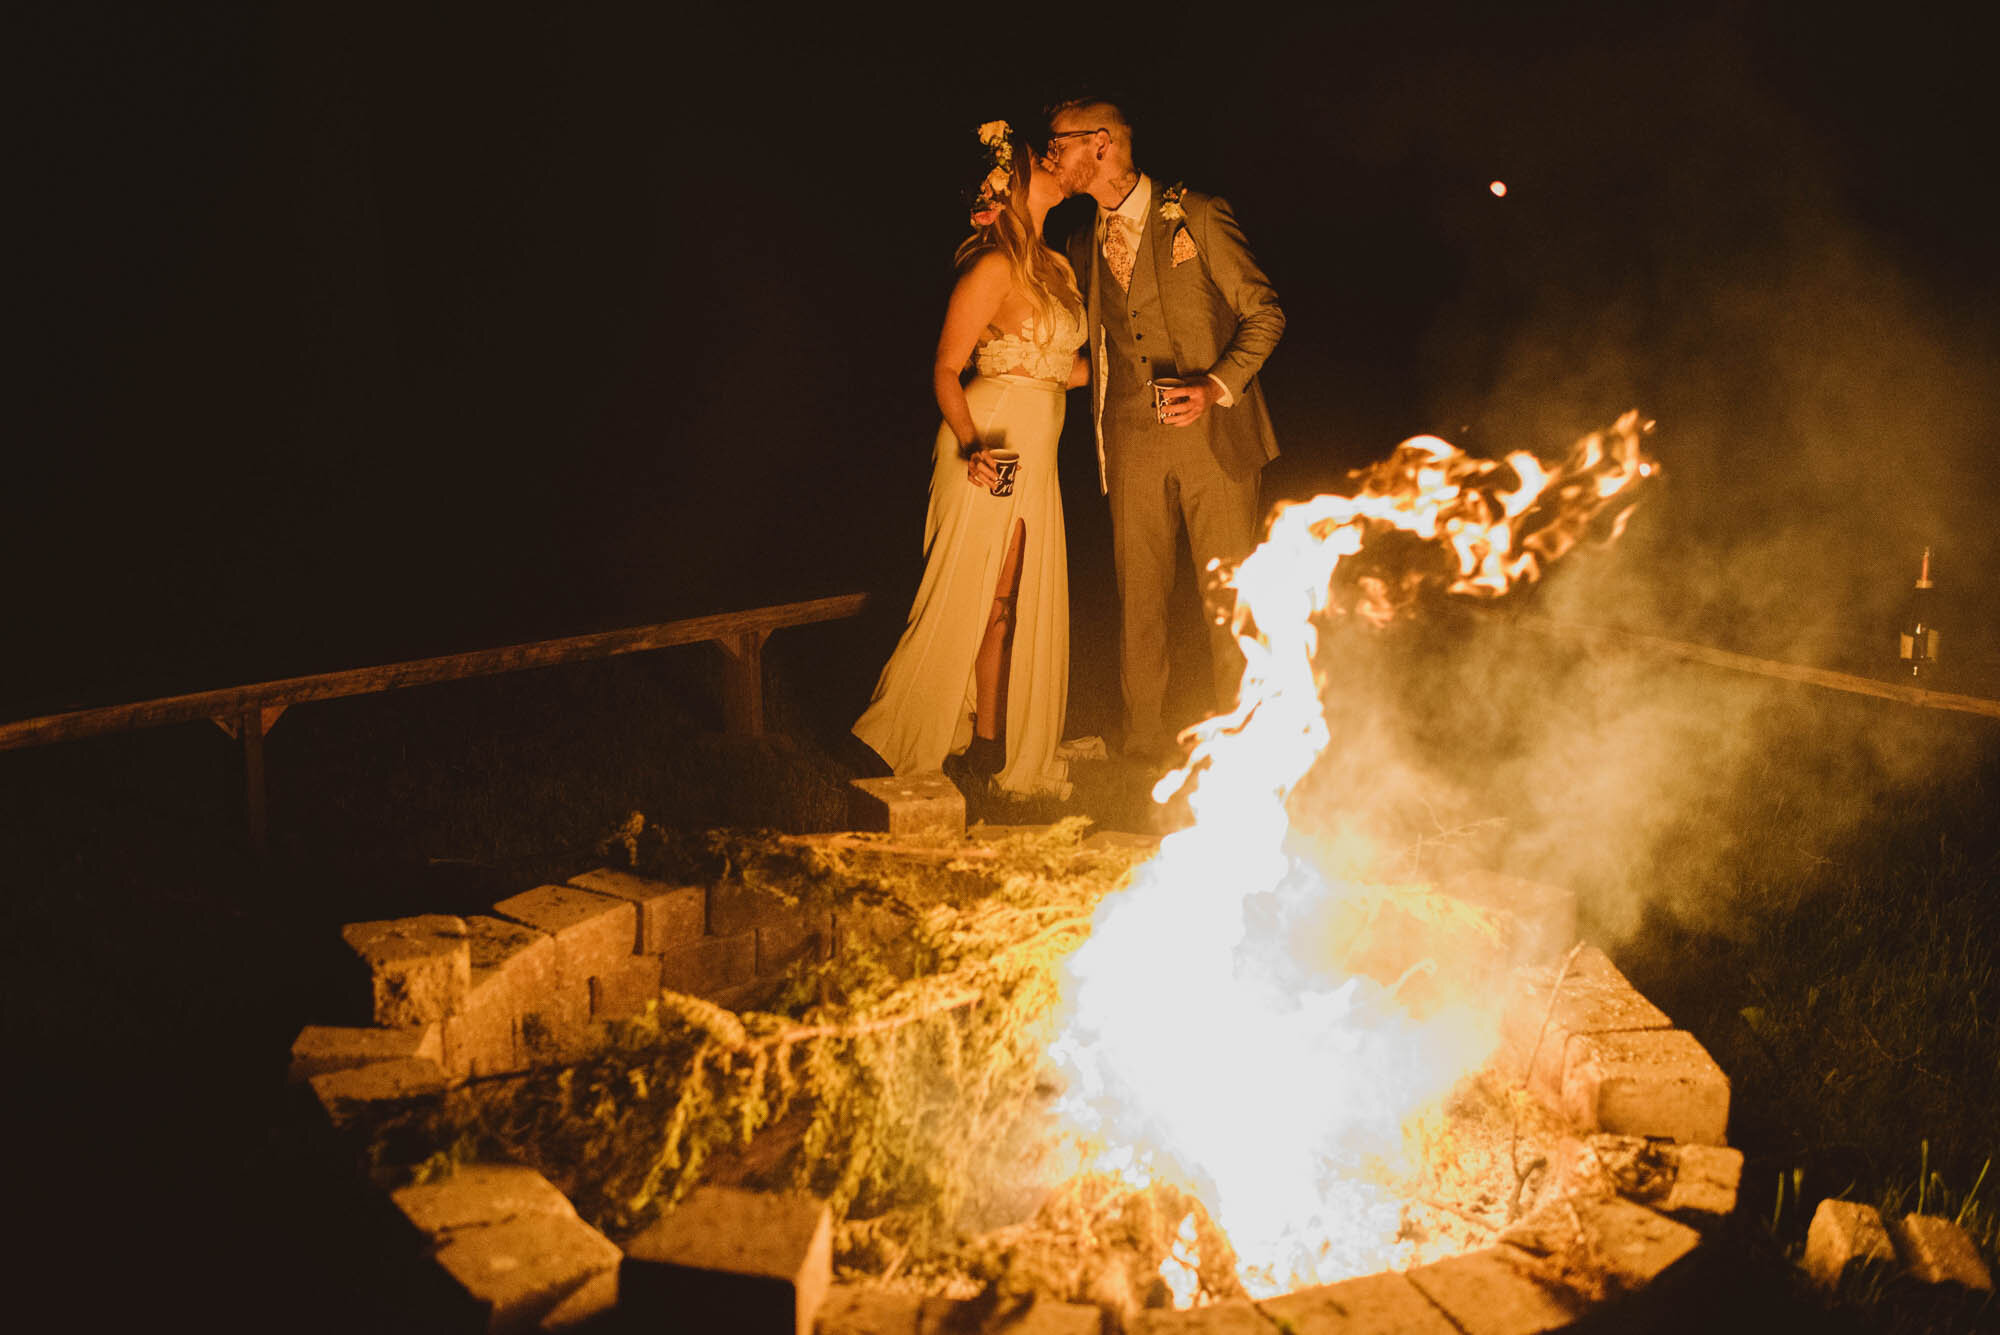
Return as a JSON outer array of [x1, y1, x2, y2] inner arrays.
[[1099, 230, 1182, 443]]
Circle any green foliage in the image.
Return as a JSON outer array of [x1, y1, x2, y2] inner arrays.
[[359, 818, 1145, 1266]]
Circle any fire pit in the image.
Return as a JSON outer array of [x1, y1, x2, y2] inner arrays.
[[299, 822, 1739, 1334]]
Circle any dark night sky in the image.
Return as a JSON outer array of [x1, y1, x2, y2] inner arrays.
[[14, 2, 2000, 717]]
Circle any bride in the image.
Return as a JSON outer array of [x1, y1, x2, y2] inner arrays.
[[853, 120, 1087, 797]]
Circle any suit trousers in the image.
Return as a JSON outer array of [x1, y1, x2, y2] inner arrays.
[[1105, 420, 1262, 751]]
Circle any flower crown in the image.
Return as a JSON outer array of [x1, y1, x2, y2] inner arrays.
[[968, 120, 1013, 227]]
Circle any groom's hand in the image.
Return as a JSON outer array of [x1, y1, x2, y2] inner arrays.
[[1161, 380, 1217, 426]]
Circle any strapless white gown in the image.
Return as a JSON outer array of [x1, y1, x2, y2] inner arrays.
[[854, 304, 1085, 796]]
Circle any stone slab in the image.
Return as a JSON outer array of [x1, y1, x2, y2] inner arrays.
[[309, 1057, 452, 1125], [1500, 1193, 1702, 1294], [1259, 1269, 1462, 1333], [568, 867, 707, 953], [591, 953, 663, 1022], [1804, 1198, 1898, 1292], [289, 1022, 442, 1082], [622, 1186, 831, 1335], [848, 773, 965, 839], [1559, 1028, 1730, 1145], [1887, 1213, 1994, 1291], [816, 1285, 923, 1335], [392, 1164, 579, 1237], [340, 915, 471, 1026], [1501, 945, 1672, 1098], [492, 885, 637, 992], [431, 1213, 621, 1335], [1405, 1247, 1582, 1335], [659, 931, 757, 997]]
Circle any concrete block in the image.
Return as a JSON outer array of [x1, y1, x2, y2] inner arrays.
[[658, 931, 757, 997], [288, 1022, 442, 1082], [309, 1057, 452, 1125], [590, 953, 663, 1022], [465, 915, 558, 994], [1559, 1028, 1730, 1145], [1662, 1143, 1744, 1226], [443, 916, 560, 1077], [621, 1185, 832, 1335], [492, 885, 637, 992], [1887, 1213, 1994, 1291], [445, 970, 524, 1078], [568, 867, 706, 952], [536, 1267, 618, 1331], [341, 915, 471, 1026], [758, 910, 832, 976], [1500, 1193, 1701, 1294], [1259, 1269, 1462, 1333], [1500, 945, 1672, 1098], [710, 879, 807, 937], [1441, 870, 1577, 968], [431, 1214, 621, 1335], [848, 773, 965, 838], [1126, 1304, 1271, 1334], [918, 1294, 1101, 1334], [1804, 1198, 1898, 1292], [520, 984, 598, 1066], [392, 1165, 579, 1237], [1405, 1247, 1582, 1335], [1555, 1134, 1742, 1229], [816, 1285, 922, 1335]]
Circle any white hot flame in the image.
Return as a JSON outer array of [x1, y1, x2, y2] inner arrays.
[[1050, 413, 1657, 1298]]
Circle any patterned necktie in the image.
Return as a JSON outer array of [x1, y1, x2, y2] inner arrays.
[[1102, 217, 1135, 291]]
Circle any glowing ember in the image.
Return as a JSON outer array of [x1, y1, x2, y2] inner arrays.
[[1490, 180, 1508, 197], [1050, 413, 1657, 1301]]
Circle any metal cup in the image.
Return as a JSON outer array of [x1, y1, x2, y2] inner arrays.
[[1149, 377, 1193, 423], [988, 449, 1020, 497]]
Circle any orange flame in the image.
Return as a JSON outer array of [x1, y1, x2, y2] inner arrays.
[[1050, 413, 1657, 1300]]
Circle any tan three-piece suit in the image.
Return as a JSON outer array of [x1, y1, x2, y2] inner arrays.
[[1066, 176, 1285, 754]]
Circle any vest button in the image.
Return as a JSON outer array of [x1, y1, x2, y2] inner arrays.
[[1134, 333, 1144, 340], [1138, 355, 1148, 363]]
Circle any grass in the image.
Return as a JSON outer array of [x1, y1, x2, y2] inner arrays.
[[3, 613, 1995, 1331]]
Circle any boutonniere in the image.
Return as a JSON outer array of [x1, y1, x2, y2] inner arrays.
[[1160, 183, 1198, 266]]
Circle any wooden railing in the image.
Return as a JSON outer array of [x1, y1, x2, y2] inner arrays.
[[0, 592, 872, 847]]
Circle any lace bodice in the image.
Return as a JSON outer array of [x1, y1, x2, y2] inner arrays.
[[974, 302, 1087, 384]]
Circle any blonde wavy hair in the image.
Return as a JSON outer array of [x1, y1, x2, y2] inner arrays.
[[956, 131, 1081, 331]]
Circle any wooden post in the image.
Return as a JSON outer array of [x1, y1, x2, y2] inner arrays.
[[718, 629, 770, 735], [241, 708, 267, 853], [212, 705, 285, 852]]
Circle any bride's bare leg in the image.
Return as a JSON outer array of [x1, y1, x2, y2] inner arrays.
[[974, 519, 1027, 743]]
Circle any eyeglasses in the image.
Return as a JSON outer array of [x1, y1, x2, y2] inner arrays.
[[1043, 127, 1106, 153]]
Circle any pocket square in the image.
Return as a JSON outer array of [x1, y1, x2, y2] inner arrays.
[[1170, 229, 1198, 267]]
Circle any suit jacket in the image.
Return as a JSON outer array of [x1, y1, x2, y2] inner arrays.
[[1066, 185, 1285, 491]]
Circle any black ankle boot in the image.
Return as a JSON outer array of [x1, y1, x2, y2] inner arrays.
[[963, 734, 1005, 776]]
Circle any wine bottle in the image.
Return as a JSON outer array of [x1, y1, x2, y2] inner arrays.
[[1897, 547, 1939, 680]]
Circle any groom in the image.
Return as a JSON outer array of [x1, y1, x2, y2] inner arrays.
[[1041, 98, 1285, 764]]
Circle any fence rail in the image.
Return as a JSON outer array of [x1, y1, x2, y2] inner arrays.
[[1, 592, 872, 846]]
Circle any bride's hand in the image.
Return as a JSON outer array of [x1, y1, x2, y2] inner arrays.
[[966, 447, 999, 489]]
